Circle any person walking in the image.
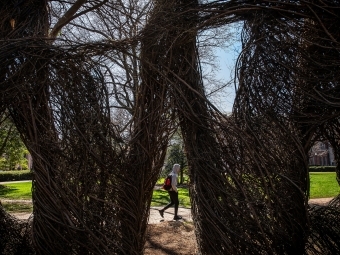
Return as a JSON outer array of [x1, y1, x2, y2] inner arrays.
[[159, 163, 182, 220]]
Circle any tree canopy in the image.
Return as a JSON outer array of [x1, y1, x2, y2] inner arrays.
[[0, 113, 28, 170]]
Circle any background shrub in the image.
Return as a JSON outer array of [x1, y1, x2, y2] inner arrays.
[[309, 166, 336, 172], [0, 170, 32, 182]]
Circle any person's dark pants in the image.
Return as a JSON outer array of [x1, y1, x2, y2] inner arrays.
[[162, 191, 179, 216]]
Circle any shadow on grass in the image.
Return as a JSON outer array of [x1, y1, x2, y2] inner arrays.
[[151, 192, 170, 206], [0, 184, 18, 197]]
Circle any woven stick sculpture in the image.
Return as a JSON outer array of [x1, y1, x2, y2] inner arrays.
[[0, 0, 340, 254]]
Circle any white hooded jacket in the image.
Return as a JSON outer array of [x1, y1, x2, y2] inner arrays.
[[170, 164, 180, 192]]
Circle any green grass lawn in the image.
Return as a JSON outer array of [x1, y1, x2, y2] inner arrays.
[[0, 181, 32, 200], [0, 172, 339, 212], [309, 172, 340, 198], [151, 187, 191, 208]]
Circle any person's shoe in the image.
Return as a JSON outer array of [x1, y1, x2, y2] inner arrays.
[[159, 210, 164, 218], [173, 215, 182, 220]]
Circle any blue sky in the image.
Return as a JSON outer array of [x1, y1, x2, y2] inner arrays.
[[212, 40, 241, 113]]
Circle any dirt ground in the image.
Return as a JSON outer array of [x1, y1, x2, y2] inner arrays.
[[145, 221, 197, 255], [8, 197, 334, 255], [144, 197, 334, 255], [11, 213, 198, 255]]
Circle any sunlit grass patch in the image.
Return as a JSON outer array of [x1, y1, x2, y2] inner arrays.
[[0, 181, 32, 200], [309, 172, 340, 198], [151, 187, 191, 208]]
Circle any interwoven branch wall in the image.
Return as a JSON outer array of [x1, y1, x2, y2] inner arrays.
[[0, 0, 340, 254]]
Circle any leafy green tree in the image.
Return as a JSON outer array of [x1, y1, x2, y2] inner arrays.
[[164, 143, 187, 184], [0, 116, 28, 170]]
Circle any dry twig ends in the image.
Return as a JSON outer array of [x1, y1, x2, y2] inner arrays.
[[0, 203, 33, 254], [306, 195, 340, 254]]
